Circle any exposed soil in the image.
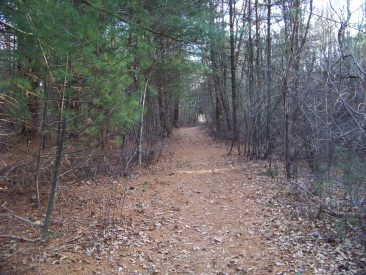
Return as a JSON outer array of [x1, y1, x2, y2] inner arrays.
[[1, 127, 365, 274]]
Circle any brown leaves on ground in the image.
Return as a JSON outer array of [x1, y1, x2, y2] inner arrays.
[[1, 127, 365, 274]]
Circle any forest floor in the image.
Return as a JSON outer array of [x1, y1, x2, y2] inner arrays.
[[1, 127, 366, 274]]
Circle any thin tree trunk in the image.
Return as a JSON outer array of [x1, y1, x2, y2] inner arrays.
[[283, 0, 313, 179], [247, 0, 255, 157], [35, 41, 53, 208], [215, 89, 222, 132], [266, 0, 273, 166], [229, 0, 239, 155], [284, 78, 292, 179], [34, 81, 48, 208], [43, 81, 68, 234], [138, 69, 153, 166], [210, 47, 231, 132], [173, 99, 179, 128]]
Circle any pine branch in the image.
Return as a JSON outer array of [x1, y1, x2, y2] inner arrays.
[[78, 0, 182, 41], [0, 19, 33, 35]]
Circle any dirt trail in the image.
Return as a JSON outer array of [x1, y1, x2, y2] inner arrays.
[[105, 127, 283, 274], [2, 127, 363, 274], [122, 127, 274, 274]]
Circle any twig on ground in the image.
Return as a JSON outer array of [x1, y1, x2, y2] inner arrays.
[[289, 181, 366, 219], [0, 235, 38, 242], [1, 204, 43, 227]]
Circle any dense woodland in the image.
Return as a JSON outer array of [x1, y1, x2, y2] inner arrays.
[[1, 0, 366, 243]]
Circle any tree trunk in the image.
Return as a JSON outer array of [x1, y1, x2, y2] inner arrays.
[[229, 0, 239, 155], [173, 99, 179, 128], [266, 0, 273, 165], [34, 80, 48, 208], [43, 82, 68, 233], [138, 68, 154, 166]]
